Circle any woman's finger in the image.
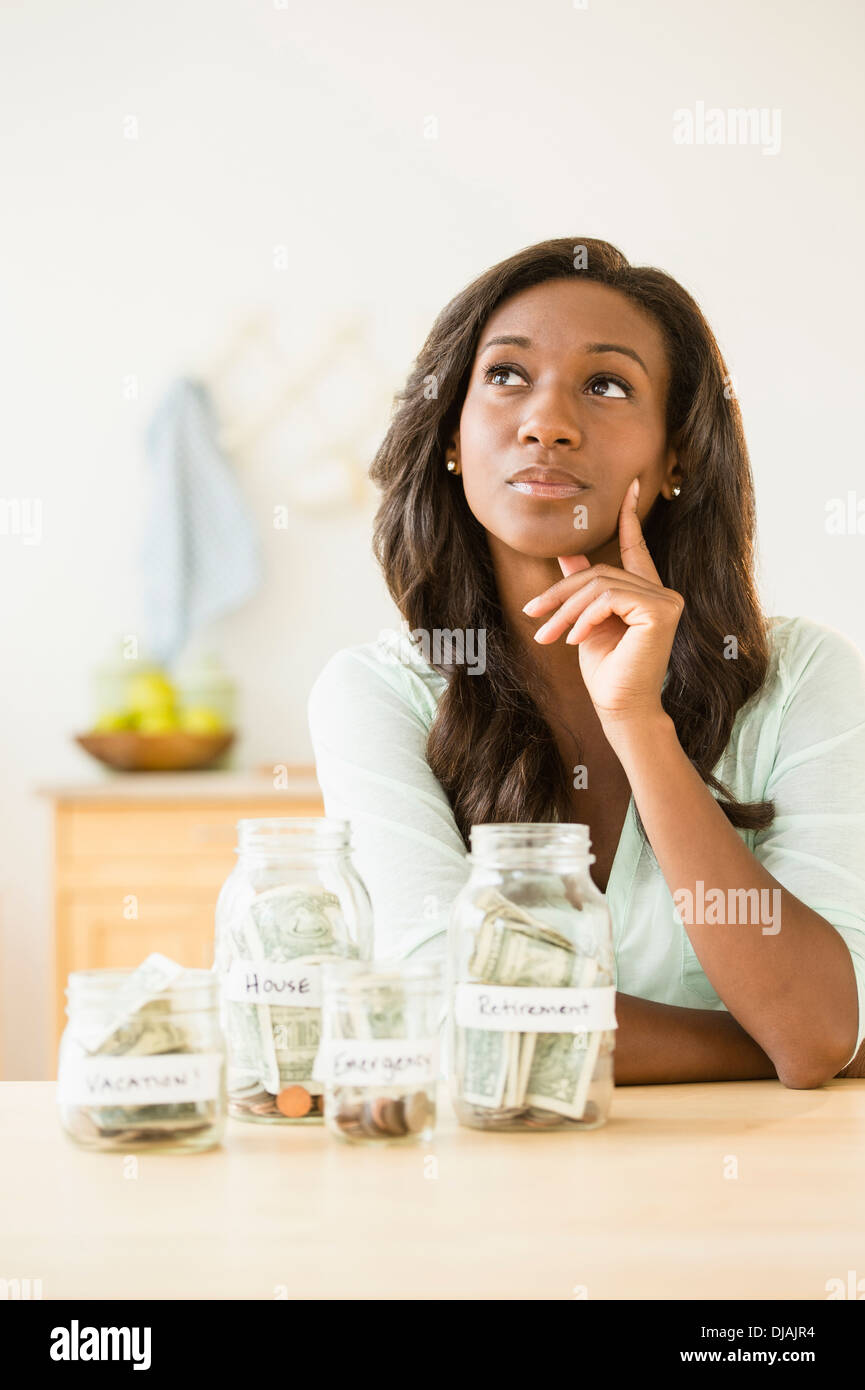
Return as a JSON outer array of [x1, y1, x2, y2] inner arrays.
[[563, 587, 652, 645], [524, 565, 661, 619], [533, 579, 643, 643], [618, 477, 662, 583]]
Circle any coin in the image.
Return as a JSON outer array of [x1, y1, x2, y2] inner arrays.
[[368, 1097, 391, 1133], [65, 1108, 102, 1141], [380, 1099, 407, 1135], [250, 1098, 279, 1115], [276, 1085, 312, 1118], [401, 1090, 431, 1134], [232, 1088, 271, 1111], [360, 1100, 385, 1137], [523, 1108, 565, 1129]]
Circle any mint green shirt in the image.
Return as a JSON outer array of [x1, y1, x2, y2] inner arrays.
[[308, 616, 865, 1070]]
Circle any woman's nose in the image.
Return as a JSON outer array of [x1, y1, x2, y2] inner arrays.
[[516, 385, 583, 449], [517, 411, 582, 449]]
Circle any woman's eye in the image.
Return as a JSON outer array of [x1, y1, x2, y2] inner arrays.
[[588, 375, 630, 398], [483, 364, 526, 386]]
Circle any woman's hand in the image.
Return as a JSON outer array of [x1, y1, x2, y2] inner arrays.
[[522, 478, 684, 734]]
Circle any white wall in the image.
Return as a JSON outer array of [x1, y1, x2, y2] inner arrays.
[[2, 0, 863, 1076]]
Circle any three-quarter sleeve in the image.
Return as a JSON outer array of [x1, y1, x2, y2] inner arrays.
[[753, 620, 865, 1068], [307, 644, 471, 965]]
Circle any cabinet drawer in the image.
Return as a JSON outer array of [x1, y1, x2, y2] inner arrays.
[[60, 895, 217, 969], [57, 799, 324, 864], [54, 895, 219, 1051]]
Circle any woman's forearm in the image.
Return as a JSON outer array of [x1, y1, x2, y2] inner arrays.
[[614, 992, 778, 1084], [606, 712, 858, 1088]]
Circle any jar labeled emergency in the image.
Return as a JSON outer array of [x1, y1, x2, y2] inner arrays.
[[57, 955, 226, 1152], [215, 818, 373, 1122], [448, 824, 616, 1132], [316, 958, 442, 1144]]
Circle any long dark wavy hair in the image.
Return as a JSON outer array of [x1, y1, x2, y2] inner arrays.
[[370, 237, 774, 849]]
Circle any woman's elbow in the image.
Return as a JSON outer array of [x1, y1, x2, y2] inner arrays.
[[776, 1036, 859, 1090]]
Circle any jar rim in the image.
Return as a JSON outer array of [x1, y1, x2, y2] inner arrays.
[[470, 821, 591, 839], [236, 817, 351, 854], [468, 822, 594, 865]]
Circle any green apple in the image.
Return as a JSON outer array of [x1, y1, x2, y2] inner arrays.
[[180, 706, 227, 735], [127, 670, 176, 717]]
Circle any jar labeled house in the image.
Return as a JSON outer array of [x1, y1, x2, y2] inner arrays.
[[448, 824, 617, 1132], [215, 818, 373, 1122], [57, 959, 226, 1153]]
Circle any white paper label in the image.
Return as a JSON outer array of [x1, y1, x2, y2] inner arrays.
[[313, 1037, 440, 1087], [57, 1052, 223, 1106], [454, 984, 617, 1033], [224, 960, 322, 1006]]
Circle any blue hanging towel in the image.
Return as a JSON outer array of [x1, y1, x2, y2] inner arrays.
[[140, 377, 262, 665]]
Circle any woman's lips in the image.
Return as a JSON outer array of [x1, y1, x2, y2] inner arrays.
[[507, 480, 587, 499]]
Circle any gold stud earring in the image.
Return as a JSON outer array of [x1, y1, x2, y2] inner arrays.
[[446, 459, 458, 473]]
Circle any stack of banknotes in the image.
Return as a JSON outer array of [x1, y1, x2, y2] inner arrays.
[[453, 886, 615, 1130], [222, 883, 359, 1119]]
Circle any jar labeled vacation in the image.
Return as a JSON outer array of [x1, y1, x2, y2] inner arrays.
[[315, 958, 442, 1144], [57, 954, 226, 1152], [215, 818, 373, 1122], [448, 824, 616, 1132]]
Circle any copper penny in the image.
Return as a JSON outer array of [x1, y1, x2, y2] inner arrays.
[[276, 1085, 312, 1118]]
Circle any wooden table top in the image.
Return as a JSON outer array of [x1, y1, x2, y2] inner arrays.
[[3, 1079, 863, 1300]]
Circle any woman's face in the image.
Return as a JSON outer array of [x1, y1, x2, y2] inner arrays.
[[451, 278, 680, 561]]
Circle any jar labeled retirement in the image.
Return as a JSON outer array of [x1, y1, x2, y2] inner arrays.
[[215, 818, 373, 1122], [448, 824, 616, 1132], [57, 955, 226, 1153], [315, 958, 442, 1144]]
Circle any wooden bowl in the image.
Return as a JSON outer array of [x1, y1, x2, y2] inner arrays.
[[75, 730, 235, 772]]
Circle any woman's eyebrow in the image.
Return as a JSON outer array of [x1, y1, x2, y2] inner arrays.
[[479, 334, 649, 376], [480, 334, 533, 351]]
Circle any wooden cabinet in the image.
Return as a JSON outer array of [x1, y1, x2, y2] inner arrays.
[[47, 774, 323, 1050]]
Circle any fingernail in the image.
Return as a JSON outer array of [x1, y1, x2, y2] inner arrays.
[[522, 598, 542, 615], [633, 477, 640, 499], [533, 621, 552, 641]]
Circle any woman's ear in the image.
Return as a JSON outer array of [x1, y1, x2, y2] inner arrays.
[[445, 431, 462, 475], [659, 449, 682, 500]]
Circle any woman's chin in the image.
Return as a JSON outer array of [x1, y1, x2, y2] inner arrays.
[[490, 526, 598, 561]]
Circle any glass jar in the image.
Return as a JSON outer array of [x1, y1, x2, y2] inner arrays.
[[316, 958, 442, 1144], [214, 818, 373, 1123], [448, 823, 616, 1132], [57, 964, 226, 1152]]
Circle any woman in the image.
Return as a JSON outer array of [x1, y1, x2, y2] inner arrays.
[[308, 237, 865, 1087]]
